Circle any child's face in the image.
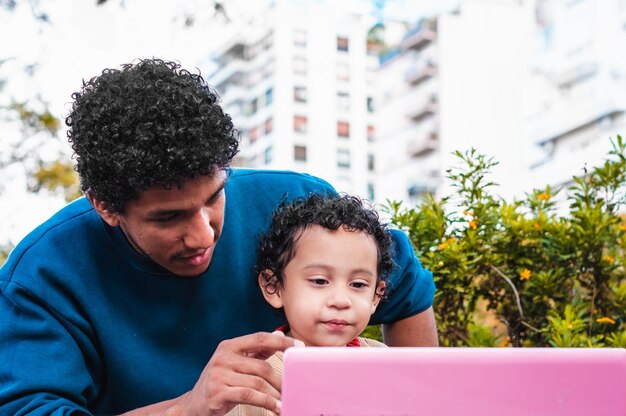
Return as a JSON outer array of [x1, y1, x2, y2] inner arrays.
[[261, 225, 384, 346]]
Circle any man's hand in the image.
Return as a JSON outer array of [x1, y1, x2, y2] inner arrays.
[[179, 331, 302, 416]]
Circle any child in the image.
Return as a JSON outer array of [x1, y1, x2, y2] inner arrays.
[[230, 193, 394, 415]]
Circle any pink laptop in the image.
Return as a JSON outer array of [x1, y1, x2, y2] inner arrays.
[[281, 347, 626, 415]]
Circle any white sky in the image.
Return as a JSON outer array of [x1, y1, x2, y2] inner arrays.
[[0, 0, 449, 246]]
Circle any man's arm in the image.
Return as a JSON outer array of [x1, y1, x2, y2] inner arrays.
[[382, 307, 438, 347]]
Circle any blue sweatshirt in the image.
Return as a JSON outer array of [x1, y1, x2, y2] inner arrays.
[[0, 169, 435, 415]]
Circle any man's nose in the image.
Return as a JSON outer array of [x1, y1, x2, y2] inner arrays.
[[183, 209, 214, 249]]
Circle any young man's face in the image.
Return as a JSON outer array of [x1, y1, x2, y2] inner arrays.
[[91, 171, 227, 277], [262, 225, 384, 346]]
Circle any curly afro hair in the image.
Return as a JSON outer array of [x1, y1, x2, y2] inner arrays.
[[257, 193, 395, 295], [66, 58, 240, 213]]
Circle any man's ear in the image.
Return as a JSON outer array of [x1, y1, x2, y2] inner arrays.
[[258, 270, 283, 309], [371, 281, 386, 313], [87, 192, 121, 227]]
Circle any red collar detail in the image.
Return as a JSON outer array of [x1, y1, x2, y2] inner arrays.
[[276, 324, 361, 347]]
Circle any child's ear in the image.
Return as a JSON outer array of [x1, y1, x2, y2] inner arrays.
[[87, 192, 121, 227], [371, 281, 386, 313], [258, 270, 284, 309]]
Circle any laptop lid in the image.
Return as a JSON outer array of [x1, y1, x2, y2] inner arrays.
[[281, 347, 626, 416]]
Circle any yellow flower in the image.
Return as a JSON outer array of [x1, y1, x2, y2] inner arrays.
[[604, 255, 615, 264], [620, 224, 626, 231], [469, 220, 477, 230], [499, 337, 511, 347], [533, 223, 540, 230], [438, 237, 456, 250], [566, 323, 573, 330], [538, 193, 551, 201], [463, 210, 473, 217], [437, 261, 444, 267], [596, 317, 616, 324], [519, 269, 531, 281]]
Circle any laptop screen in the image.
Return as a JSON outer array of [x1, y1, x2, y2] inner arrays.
[[281, 347, 626, 416]]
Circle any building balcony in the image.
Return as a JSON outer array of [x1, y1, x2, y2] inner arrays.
[[401, 18, 437, 51], [552, 62, 597, 89], [407, 130, 438, 158], [408, 94, 438, 122], [407, 178, 438, 199], [533, 99, 625, 146], [220, 85, 247, 106], [405, 60, 437, 86], [209, 58, 248, 90], [212, 35, 247, 66]]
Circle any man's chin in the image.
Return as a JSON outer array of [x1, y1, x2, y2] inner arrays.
[[164, 258, 212, 277]]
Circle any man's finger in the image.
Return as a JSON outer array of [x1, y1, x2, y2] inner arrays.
[[228, 332, 304, 359], [224, 371, 281, 400], [224, 386, 282, 415]]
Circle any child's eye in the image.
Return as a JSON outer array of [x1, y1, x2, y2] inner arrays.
[[351, 281, 369, 289], [310, 278, 328, 286]]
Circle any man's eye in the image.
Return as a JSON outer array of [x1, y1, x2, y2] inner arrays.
[[207, 189, 225, 205], [153, 214, 178, 222]]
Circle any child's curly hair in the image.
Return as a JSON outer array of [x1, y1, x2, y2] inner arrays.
[[66, 58, 239, 213], [257, 193, 394, 297]]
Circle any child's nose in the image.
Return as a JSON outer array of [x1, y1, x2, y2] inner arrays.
[[327, 288, 352, 309]]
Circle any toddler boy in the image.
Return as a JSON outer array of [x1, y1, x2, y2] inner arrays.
[[231, 193, 394, 415]]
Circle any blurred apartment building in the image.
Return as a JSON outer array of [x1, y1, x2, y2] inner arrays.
[[208, 0, 626, 207], [373, 16, 441, 206], [207, 0, 383, 199], [375, 0, 626, 206], [527, 0, 626, 191], [373, 0, 535, 205]]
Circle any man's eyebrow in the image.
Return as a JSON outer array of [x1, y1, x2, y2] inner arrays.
[[145, 207, 186, 217], [210, 178, 227, 199], [146, 177, 227, 217]]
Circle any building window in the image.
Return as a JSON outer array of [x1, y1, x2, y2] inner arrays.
[[294, 115, 308, 133], [249, 126, 259, 144], [367, 182, 375, 201], [337, 148, 351, 168], [367, 154, 375, 171], [245, 98, 258, 116], [294, 57, 307, 75], [367, 125, 375, 142], [294, 145, 307, 162], [294, 29, 307, 47], [337, 121, 350, 138], [264, 117, 273, 135], [265, 88, 273, 106], [337, 36, 349, 52], [337, 92, 350, 111], [336, 62, 350, 81], [294, 86, 307, 103], [367, 96, 374, 113], [264, 146, 273, 165]]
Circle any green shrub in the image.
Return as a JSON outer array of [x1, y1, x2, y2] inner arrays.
[[389, 136, 626, 347]]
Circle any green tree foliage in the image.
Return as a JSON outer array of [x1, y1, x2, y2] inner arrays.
[[389, 137, 626, 347]]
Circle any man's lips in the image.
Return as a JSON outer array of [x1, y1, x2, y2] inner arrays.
[[179, 247, 213, 267]]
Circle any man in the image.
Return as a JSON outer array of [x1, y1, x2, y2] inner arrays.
[[0, 58, 437, 415]]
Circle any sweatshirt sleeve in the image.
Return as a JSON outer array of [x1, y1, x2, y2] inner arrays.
[[0, 280, 98, 416], [369, 229, 436, 325]]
